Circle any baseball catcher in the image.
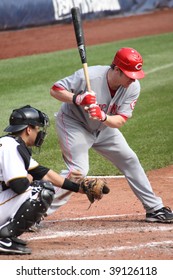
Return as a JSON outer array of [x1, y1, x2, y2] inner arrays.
[[0, 105, 110, 255]]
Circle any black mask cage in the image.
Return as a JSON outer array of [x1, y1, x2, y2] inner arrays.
[[33, 108, 49, 148], [34, 130, 47, 148]]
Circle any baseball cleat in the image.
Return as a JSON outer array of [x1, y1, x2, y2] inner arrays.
[[0, 237, 31, 254], [11, 236, 27, 246], [146, 206, 173, 223]]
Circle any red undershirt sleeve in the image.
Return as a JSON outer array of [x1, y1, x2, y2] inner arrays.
[[51, 84, 65, 91], [117, 114, 128, 122]]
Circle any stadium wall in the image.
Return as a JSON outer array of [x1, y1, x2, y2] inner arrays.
[[0, 0, 173, 31]]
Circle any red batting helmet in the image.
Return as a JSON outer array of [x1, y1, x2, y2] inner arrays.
[[112, 47, 145, 79]]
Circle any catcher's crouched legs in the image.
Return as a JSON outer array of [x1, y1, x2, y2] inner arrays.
[[0, 181, 55, 238]]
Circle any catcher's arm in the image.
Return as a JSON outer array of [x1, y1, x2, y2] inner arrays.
[[67, 170, 83, 182], [44, 170, 110, 204], [61, 177, 110, 205]]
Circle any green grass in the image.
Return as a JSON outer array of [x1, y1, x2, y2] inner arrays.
[[0, 32, 173, 175]]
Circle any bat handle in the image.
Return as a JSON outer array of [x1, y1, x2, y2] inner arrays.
[[83, 63, 91, 92]]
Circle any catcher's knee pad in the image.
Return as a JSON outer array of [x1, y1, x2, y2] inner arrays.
[[0, 181, 55, 238]]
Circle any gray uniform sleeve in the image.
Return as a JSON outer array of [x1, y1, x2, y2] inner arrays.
[[55, 69, 87, 93], [116, 80, 141, 118]]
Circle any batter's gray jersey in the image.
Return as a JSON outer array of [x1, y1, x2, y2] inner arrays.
[[54, 66, 140, 133], [50, 65, 163, 214]]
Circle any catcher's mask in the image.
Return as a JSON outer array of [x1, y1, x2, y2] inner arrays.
[[4, 105, 49, 148]]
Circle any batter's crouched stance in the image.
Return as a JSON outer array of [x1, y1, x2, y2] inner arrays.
[[50, 47, 173, 223], [0, 105, 98, 255]]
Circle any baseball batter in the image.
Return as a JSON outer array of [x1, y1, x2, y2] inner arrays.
[[49, 47, 173, 223]]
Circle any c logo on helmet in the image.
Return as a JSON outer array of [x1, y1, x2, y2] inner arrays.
[[135, 63, 142, 70]]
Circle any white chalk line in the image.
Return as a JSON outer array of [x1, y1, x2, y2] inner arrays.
[[27, 211, 173, 257], [34, 240, 173, 257], [45, 213, 143, 222], [29, 221, 173, 257], [28, 223, 173, 241], [55, 240, 173, 256], [146, 62, 173, 74], [87, 175, 125, 178]]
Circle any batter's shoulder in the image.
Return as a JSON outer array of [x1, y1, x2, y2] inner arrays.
[[130, 79, 141, 91], [88, 65, 110, 77], [135, 79, 140, 86], [88, 65, 109, 72]]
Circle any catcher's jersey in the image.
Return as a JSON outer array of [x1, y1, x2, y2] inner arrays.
[[0, 136, 38, 192], [54, 65, 141, 133]]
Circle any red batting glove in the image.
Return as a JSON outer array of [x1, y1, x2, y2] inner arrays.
[[86, 104, 107, 122], [73, 91, 96, 106]]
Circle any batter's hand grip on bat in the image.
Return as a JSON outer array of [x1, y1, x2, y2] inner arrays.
[[71, 7, 87, 64]]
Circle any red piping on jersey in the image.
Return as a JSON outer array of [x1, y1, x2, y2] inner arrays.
[[118, 114, 128, 121], [52, 84, 65, 91]]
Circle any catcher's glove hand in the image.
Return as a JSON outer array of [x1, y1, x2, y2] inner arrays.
[[80, 178, 110, 205]]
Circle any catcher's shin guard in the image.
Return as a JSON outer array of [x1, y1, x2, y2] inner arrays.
[[0, 181, 55, 238]]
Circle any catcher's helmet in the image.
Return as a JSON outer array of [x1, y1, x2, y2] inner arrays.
[[4, 105, 49, 133], [112, 47, 145, 79]]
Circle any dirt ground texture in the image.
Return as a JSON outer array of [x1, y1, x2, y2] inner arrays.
[[0, 8, 173, 260]]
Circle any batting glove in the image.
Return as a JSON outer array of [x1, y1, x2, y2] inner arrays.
[[73, 90, 96, 106], [86, 104, 107, 122]]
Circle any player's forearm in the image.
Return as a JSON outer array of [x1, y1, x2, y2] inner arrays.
[[50, 88, 74, 103], [27, 174, 33, 184], [42, 169, 81, 192], [42, 169, 65, 187], [104, 115, 126, 128]]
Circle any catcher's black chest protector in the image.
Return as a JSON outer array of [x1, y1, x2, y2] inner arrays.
[[7, 135, 31, 170], [15, 137, 32, 170]]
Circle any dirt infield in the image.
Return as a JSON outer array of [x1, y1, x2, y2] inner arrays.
[[0, 8, 173, 260], [1, 165, 173, 260]]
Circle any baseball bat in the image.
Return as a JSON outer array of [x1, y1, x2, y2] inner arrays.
[[71, 7, 91, 92]]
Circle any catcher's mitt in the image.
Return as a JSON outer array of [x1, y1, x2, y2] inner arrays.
[[80, 178, 110, 205]]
